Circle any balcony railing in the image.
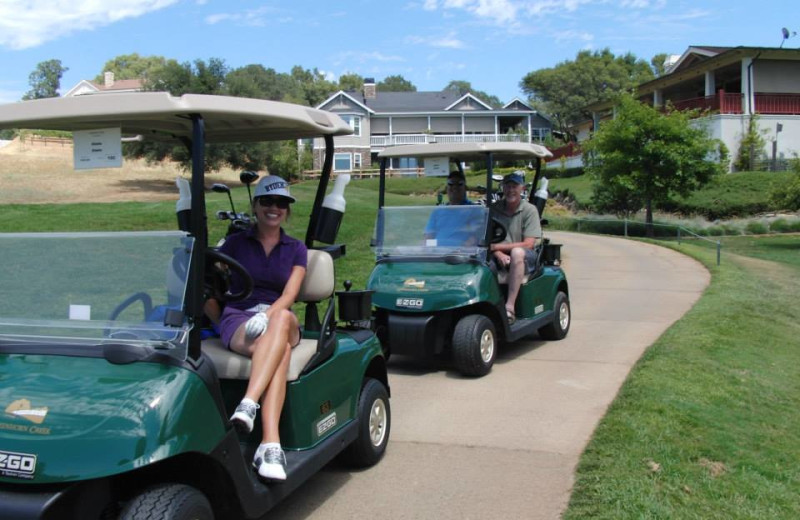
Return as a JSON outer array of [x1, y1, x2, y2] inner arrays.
[[667, 92, 800, 116], [370, 133, 534, 147], [755, 93, 800, 115], [669, 92, 743, 114]]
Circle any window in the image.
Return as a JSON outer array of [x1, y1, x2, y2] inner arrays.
[[340, 115, 361, 137], [334, 153, 352, 171], [353, 153, 362, 169]]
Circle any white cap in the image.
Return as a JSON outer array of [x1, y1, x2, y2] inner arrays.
[[253, 175, 296, 203]]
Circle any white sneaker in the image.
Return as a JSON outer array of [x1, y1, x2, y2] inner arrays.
[[253, 445, 287, 481], [230, 400, 259, 434]]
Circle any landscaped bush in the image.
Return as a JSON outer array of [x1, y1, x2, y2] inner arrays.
[[745, 220, 769, 235], [769, 217, 800, 232]]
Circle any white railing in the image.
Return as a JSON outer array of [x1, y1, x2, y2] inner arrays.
[[370, 133, 534, 147]]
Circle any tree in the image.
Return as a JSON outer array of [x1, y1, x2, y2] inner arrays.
[[23, 59, 68, 99], [519, 49, 654, 136], [650, 53, 670, 77], [733, 116, 767, 171], [338, 73, 364, 92], [94, 54, 172, 82], [377, 74, 416, 92], [444, 80, 502, 108], [584, 94, 726, 235], [288, 66, 337, 106]]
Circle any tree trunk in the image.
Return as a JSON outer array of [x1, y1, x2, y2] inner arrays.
[[645, 197, 654, 237]]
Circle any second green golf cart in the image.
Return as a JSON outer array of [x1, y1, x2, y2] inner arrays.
[[367, 142, 570, 377]]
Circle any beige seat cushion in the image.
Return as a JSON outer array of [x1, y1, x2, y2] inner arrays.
[[202, 337, 317, 381], [496, 271, 531, 285]]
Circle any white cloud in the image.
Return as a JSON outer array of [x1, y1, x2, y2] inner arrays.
[[0, 0, 178, 50], [332, 51, 406, 67], [406, 31, 466, 49], [554, 29, 594, 44], [205, 6, 289, 27]]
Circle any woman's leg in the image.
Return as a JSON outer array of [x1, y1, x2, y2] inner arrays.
[[232, 309, 298, 404]]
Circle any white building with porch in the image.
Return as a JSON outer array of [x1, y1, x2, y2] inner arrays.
[[314, 80, 552, 172]]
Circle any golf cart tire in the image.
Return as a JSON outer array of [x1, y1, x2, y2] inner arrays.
[[539, 291, 570, 340], [342, 378, 391, 467], [452, 314, 497, 377], [119, 483, 213, 520]]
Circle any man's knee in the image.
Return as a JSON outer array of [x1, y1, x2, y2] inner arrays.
[[510, 247, 526, 264]]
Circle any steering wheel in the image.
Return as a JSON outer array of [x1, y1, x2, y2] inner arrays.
[[205, 248, 254, 303], [490, 217, 508, 244]]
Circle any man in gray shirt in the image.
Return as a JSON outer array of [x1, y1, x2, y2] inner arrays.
[[489, 171, 541, 323]]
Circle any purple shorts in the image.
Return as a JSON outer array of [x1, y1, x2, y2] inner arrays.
[[218, 306, 303, 350]]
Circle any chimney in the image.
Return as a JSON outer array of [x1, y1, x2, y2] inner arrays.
[[363, 78, 376, 100], [104, 71, 115, 88]]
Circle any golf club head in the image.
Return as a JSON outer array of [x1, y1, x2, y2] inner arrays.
[[211, 183, 230, 194], [240, 171, 259, 185]]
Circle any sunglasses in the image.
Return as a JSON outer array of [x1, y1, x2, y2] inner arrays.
[[447, 181, 465, 187], [256, 196, 290, 209]]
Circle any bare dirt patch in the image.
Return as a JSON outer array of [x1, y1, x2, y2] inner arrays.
[[0, 138, 246, 204]]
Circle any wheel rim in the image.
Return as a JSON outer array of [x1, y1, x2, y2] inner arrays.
[[369, 398, 388, 447], [480, 329, 495, 363], [559, 302, 570, 330]]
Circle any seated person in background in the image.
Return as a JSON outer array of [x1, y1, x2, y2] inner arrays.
[[424, 169, 480, 246], [489, 171, 541, 324]]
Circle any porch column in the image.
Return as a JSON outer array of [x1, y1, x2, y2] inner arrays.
[[653, 89, 663, 108], [461, 114, 465, 140], [389, 116, 393, 145], [704, 71, 716, 96], [741, 58, 754, 114], [427, 116, 431, 131], [494, 116, 499, 142], [527, 115, 532, 143]]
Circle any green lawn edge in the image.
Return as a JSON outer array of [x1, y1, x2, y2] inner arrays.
[[564, 240, 800, 519]]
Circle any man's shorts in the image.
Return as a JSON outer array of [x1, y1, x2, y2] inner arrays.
[[490, 247, 538, 274]]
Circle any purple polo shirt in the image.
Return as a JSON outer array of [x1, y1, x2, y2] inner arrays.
[[219, 226, 308, 312]]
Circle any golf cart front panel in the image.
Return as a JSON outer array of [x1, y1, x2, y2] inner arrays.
[[0, 354, 224, 484]]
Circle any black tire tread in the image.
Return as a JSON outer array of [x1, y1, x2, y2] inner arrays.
[[342, 378, 391, 468], [120, 483, 212, 520], [539, 291, 570, 340], [452, 314, 496, 377]]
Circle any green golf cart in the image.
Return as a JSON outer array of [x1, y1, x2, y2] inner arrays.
[[368, 142, 570, 377], [0, 93, 390, 519]]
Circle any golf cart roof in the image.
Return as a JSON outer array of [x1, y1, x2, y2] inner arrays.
[[0, 92, 353, 142], [377, 142, 552, 160]]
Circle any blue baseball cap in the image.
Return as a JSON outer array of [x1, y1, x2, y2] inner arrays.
[[503, 171, 525, 185]]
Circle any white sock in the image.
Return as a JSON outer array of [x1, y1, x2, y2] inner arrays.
[[240, 397, 258, 408]]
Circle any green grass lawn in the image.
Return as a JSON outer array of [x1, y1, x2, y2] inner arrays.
[[545, 171, 795, 219], [564, 239, 800, 519]]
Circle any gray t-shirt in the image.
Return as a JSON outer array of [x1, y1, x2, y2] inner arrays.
[[490, 199, 541, 244]]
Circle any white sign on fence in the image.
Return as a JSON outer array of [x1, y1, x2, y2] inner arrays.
[[73, 128, 122, 170]]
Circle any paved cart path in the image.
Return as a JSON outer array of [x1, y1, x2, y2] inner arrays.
[[267, 232, 710, 520]]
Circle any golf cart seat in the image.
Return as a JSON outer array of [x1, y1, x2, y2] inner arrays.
[[202, 249, 334, 381]]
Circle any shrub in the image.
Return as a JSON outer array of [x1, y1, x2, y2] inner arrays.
[[745, 221, 769, 235]]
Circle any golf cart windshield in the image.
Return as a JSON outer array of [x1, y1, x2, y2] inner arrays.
[[373, 205, 489, 258], [0, 231, 193, 359]]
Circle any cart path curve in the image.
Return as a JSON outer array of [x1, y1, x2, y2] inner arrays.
[[266, 232, 710, 520]]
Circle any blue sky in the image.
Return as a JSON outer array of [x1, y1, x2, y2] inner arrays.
[[0, 0, 798, 105]]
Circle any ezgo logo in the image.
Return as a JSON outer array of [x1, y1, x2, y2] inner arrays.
[[396, 297, 423, 309], [0, 449, 37, 479]]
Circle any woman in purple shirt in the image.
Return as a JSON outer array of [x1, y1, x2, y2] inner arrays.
[[215, 175, 307, 482]]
